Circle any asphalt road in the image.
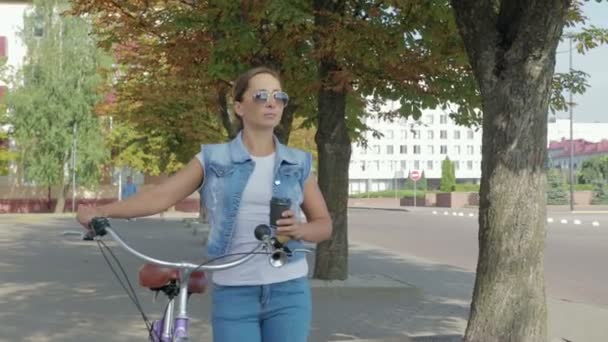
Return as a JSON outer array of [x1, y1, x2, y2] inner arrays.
[[348, 207, 608, 308]]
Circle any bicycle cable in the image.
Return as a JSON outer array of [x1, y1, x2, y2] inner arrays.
[[95, 237, 271, 340]]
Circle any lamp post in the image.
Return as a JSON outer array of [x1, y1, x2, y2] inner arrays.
[[568, 36, 575, 212]]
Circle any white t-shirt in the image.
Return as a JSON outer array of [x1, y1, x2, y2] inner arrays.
[[211, 152, 308, 286]]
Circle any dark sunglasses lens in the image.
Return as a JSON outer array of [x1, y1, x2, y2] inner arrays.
[[253, 91, 269, 103], [274, 92, 289, 105]]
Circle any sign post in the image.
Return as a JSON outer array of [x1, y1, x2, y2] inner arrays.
[[409, 170, 422, 207]]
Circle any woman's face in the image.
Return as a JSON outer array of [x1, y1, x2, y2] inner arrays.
[[235, 73, 288, 130]]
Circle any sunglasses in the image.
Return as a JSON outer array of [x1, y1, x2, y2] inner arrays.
[[252, 90, 289, 106]]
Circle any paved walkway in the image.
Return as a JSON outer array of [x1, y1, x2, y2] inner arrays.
[[1, 211, 607, 341]]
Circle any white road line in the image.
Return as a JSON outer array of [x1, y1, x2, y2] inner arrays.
[[592, 221, 600, 227], [547, 218, 554, 223], [432, 211, 437, 215], [560, 219, 568, 224], [458, 212, 464, 216], [573, 220, 582, 225]]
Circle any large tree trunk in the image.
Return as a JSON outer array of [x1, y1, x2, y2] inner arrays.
[[450, 1, 571, 341], [312, 0, 350, 280]]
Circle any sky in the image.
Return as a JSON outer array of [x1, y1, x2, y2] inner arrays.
[[1, 2, 607, 122], [554, 1, 608, 123]]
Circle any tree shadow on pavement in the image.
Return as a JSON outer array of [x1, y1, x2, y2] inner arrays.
[[0, 217, 471, 342]]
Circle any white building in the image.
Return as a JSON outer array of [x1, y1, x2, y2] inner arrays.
[[348, 109, 482, 194], [348, 112, 608, 194]]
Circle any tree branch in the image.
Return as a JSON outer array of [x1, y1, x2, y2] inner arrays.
[[450, 0, 498, 85]]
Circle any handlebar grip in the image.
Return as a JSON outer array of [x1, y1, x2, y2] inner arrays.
[[90, 217, 110, 237], [254, 224, 272, 241]]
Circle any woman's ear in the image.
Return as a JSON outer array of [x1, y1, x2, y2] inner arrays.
[[234, 101, 243, 117]]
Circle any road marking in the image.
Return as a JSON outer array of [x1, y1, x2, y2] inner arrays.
[[469, 213, 475, 217], [458, 212, 464, 216], [443, 211, 449, 215], [547, 218, 554, 223], [452, 212, 458, 216], [432, 211, 437, 215], [592, 221, 600, 227], [573, 219, 582, 225], [560, 219, 568, 224]]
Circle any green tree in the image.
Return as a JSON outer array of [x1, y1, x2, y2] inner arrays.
[[591, 180, 608, 204], [440, 157, 456, 192], [578, 155, 608, 184], [70, 0, 604, 283], [450, 0, 608, 340], [0, 96, 15, 176], [547, 169, 569, 204], [3, 0, 109, 212]]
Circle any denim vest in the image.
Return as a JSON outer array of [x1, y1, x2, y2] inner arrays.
[[199, 131, 312, 262]]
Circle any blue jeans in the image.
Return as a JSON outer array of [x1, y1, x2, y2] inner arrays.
[[211, 277, 311, 342]]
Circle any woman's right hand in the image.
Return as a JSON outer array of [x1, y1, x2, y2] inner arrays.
[[76, 204, 103, 233]]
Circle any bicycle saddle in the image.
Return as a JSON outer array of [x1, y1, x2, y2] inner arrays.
[[138, 263, 207, 294]]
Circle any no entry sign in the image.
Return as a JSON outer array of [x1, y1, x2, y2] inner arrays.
[[410, 170, 422, 182]]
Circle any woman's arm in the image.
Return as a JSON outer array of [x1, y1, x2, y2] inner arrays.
[[77, 158, 204, 226], [276, 176, 333, 243]]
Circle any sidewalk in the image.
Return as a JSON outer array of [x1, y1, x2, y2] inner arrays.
[[1, 215, 607, 341], [313, 241, 608, 342]]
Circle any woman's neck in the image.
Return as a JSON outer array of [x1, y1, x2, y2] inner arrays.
[[241, 129, 275, 157]]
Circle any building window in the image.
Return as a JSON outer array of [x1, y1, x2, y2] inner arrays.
[[440, 115, 447, 124], [425, 115, 434, 124], [386, 145, 394, 154], [414, 160, 420, 169], [373, 145, 381, 154], [361, 162, 366, 171], [467, 161, 473, 170], [400, 130, 407, 139], [467, 145, 474, 155], [413, 145, 421, 154], [374, 161, 380, 171], [427, 145, 434, 154], [427, 130, 434, 139], [440, 145, 448, 154], [385, 130, 394, 139], [440, 130, 448, 139], [453, 130, 461, 139], [399, 145, 407, 154], [412, 130, 421, 139], [427, 160, 433, 170], [454, 146, 461, 154], [454, 161, 459, 170], [467, 130, 474, 139], [400, 160, 407, 170]]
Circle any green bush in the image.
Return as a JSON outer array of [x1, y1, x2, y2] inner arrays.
[[547, 169, 569, 205], [574, 183, 594, 191], [350, 189, 426, 199], [454, 183, 480, 192], [591, 181, 608, 205]]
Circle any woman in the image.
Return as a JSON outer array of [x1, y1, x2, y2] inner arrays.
[[77, 66, 333, 342]]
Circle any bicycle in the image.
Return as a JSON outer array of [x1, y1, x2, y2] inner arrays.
[[63, 217, 309, 342]]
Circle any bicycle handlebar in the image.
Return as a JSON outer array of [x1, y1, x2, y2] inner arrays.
[[63, 217, 269, 272]]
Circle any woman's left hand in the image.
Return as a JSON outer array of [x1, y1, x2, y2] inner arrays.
[[275, 209, 305, 240]]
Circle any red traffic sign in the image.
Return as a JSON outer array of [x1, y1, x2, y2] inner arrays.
[[409, 170, 422, 181]]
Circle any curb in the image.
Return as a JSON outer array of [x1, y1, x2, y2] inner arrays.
[[348, 206, 410, 212]]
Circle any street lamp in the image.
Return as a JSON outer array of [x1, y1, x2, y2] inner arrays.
[[568, 36, 575, 212]]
